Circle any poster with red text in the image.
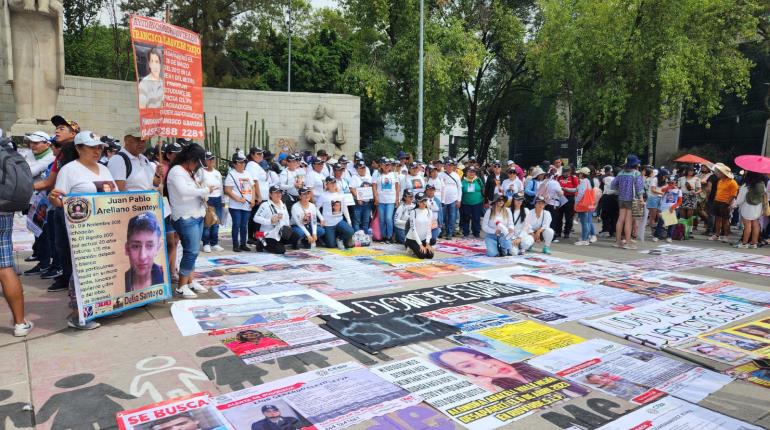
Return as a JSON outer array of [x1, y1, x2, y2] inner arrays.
[[129, 15, 204, 140], [116, 392, 232, 430]]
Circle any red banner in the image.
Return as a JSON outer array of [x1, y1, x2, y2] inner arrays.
[[129, 15, 204, 140]]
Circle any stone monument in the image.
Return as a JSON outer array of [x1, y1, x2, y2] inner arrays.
[[303, 104, 346, 155], [0, 0, 65, 136]]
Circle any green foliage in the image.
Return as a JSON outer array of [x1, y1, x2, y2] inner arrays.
[[64, 25, 134, 81]]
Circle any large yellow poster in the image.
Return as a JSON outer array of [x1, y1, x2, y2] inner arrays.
[[478, 320, 585, 356]]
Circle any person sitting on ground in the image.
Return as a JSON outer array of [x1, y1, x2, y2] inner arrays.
[[253, 186, 300, 254], [291, 187, 325, 248], [482, 195, 515, 257], [316, 177, 354, 248], [526, 195, 554, 254], [394, 190, 415, 244], [405, 192, 435, 259], [509, 192, 534, 254]]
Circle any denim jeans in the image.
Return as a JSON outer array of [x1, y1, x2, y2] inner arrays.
[[173, 217, 204, 276], [655, 217, 675, 239], [578, 211, 594, 241], [292, 225, 326, 241], [443, 203, 458, 236], [431, 227, 441, 243], [378, 203, 395, 240], [460, 203, 483, 237], [202, 196, 223, 246], [394, 227, 406, 244], [229, 208, 250, 247], [352, 202, 373, 233], [323, 220, 354, 247], [485, 234, 512, 257]]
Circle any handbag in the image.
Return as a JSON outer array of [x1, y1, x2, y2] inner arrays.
[[204, 204, 219, 227], [279, 225, 293, 241], [631, 175, 644, 218]]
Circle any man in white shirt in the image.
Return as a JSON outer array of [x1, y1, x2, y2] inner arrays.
[[24, 131, 55, 181], [438, 158, 462, 237], [278, 155, 304, 198], [305, 157, 327, 199], [316, 149, 332, 178], [108, 127, 160, 192]]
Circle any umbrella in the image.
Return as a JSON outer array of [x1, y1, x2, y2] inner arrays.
[[673, 154, 711, 165], [735, 155, 770, 174]]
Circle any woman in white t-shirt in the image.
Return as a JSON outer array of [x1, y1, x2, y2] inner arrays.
[[253, 186, 300, 254], [165, 144, 211, 299], [318, 177, 354, 248], [374, 160, 401, 243], [350, 161, 374, 234], [501, 169, 523, 206], [291, 187, 325, 248], [197, 152, 224, 253], [482, 195, 515, 257], [526, 196, 555, 254], [510, 192, 534, 254], [224, 153, 256, 253], [246, 147, 268, 241], [49, 131, 118, 330], [405, 192, 434, 259]]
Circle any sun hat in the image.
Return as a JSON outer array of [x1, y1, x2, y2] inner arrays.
[[577, 167, 591, 175], [713, 162, 734, 179], [624, 154, 641, 168], [531, 166, 545, 177]]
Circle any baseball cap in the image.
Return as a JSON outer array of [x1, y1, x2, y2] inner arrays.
[[204, 151, 215, 160], [425, 184, 436, 191], [163, 141, 183, 153], [409, 162, 419, 169], [232, 152, 247, 162], [176, 138, 193, 146], [667, 175, 677, 183], [298, 187, 312, 194], [534, 195, 546, 203], [355, 160, 366, 168], [513, 191, 525, 200], [492, 159, 501, 166], [415, 192, 428, 202], [466, 166, 478, 172], [249, 147, 264, 155], [333, 163, 344, 171], [495, 194, 507, 203], [285, 154, 298, 162], [402, 189, 413, 199], [338, 155, 349, 163], [124, 126, 142, 139], [324, 176, 337, 183], [577, 167, 591, 175], [354, 151, 364, 160], [398, 151, 409, 159], [51, 115, 80, 132], [25, 131, 51, 143], [262, 405, 279, 412], [445, 157, 456, 165], [269, 185, 283, 194], [316, 149, 328, 157], [311, 156, 324, 165], [379, 156, 388, 164], [73, 131, 103, 147]]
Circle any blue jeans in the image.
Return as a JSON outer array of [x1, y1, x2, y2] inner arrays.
[[173, 217, 204, 276], [431, 227, 441, 243], [378, 203, 395, 240], [655, 217, 675, 239], [292, 225, 326, 241], [485, 234, 512, 257], [443, 203, 458, 236], [229, 208, 250, 247], [578, 212, 594, 241], [394, 227, 406, 244], [324, 220, 354, 247], [202, 197, 223, 246], [352, 202, 373, 233], [460, 203, 483, 237]]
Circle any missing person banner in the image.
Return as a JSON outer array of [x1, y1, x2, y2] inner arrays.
[[528, 339, 730, 405], [63, 191, 170, 323], [473, 320, 585, 356], [696, 317, 770, 358], [116, 392, 232, 430], [129, 15, 204, 140]]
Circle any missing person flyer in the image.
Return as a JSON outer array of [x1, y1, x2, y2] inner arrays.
[[63, 191, 171, 323], [117, 392, 232, 430]]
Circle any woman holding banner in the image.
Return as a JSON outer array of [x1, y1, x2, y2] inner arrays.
[[165, 144, 211, 299], [48, 131, 117, 330]]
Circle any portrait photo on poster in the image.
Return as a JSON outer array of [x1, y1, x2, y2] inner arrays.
[[133, 42, 165, 109]]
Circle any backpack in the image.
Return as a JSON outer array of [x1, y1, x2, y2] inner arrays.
[[0, 145, 34, 212], [671, 223, 685, 241], [115, 152, 132, 178]]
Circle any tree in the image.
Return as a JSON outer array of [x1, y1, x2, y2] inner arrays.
[[531, 0, 760, 163]]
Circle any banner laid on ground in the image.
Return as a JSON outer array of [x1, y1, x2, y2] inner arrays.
[[529, 339, 730, 404], [117, 392, 231, 430], [725, 361, 770, 390], [129, 15, 204, 140], [487, 292, 613, 324], [595, 397, 762, 430], [672, 339, 751, 365], [213, 362, 420, 430], [171, 290, 351, 336], [210, 317, 346, 364], [419, 305, 516, 331], [63, 191, 170, 323], [325, 280, 537, 319], [580, 294, 765, 348], [373, 357, 588, 430], [716, 261, 770, 278], [696, 318, 770, 358], [697, 285, 770, 308], [471, 320, 585, 356], [212, 281, 308, 298]]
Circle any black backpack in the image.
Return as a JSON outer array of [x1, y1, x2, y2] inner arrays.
[[0, 145, 34, 212]]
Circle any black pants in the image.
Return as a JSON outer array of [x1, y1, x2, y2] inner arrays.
[[52, 208, 72, 286], [247, 205, 259, 243], [405, 238, 434, 259], [544, 204, 559, 230], [263, 232, 300, 254], [554, 197, 575, 237], [600, 194, 618, 235]]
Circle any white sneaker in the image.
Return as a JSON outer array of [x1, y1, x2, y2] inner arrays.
[[176, 284, 198, 298], [190, 281, 207, 293], [202, 245, 212, 253], [666, 238, 672, 243], [574, 241, 590, 246], [212, 245, 225, 252], [13, 320, 33, 337], [719, 236, 728, 243], [652, 237, 659, 242], [336, 239, 345, 250], [589, 235, 597, 243]]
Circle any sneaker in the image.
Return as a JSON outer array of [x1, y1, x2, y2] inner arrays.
[[24, 255, 39, 262], [233, 246, 242, 253], [623, 244, 638, 250], [40, 268, 63, 279], [23, 264, 45, 276], [666, 238, 672, 243], [212, 245, 225, 252], [563, 234, 571, 239], [239, 244, 252, 252], [66, 315, 100, 330], [574, 241, 590, 246], [542, 246, 551, 255], [190, 281, 207, 293], [708, 235, 719, 241], [749, 244, 758, 249], [13, 321, 33, 337], [336, 239, 345, 250], [552, 238, 560, 243], [735, 243, 749, 249], [47, 281, 68, 292], [652, 237, 659, 242], [202, 245, 212, 253], [719, 236, 728, 243], [612, 242, 622, 248], [589, 235, 597, 243], [175, 284, 198, 298]]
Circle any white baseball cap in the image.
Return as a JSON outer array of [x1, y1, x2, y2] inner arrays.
[[74, 131, 103, 147], [25, 131, 51, 143]]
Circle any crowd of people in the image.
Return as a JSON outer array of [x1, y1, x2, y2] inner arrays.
[[1, 114, 769, 336]]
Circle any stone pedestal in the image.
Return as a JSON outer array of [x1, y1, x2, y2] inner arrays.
[[10, 122, 54, 138]]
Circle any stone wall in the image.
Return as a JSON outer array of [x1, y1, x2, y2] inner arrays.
[[0, 75, 360, 157]]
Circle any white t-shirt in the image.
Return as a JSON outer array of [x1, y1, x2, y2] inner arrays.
[[166, 165, 209, 220], [350, 173, 373, 202], [376, 172, 399, 204], [438, 171, 461, 204], [225, 170, 255, 211], [401, 174, 425, 195], [305, 169, 326, 198], [279, 168, 304, 197], [501, 177, 523, 199], [55, 160, 117, 195], [406, 208, 432, 243], [108, 149, 156, 191], [196, 168, 223, 198], [319, 191, 348, 227], [246, 161, 268, 202]]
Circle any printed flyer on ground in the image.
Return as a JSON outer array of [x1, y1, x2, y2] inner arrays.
[[63, 191, 170, 323], [697, 317, 770, 358], [129, 15, 204, 139], [373, 356, 589, 430], [116, 392, 232, 430], [528, 339, 730, 404], [595, 397, 761, 430], [213, 362, 420, 430], [474, 320, 585, 356]]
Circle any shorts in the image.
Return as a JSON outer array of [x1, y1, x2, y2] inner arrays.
[[619, 200, 633, 210], [646, 196, 661, 210], [0, 213, 14, 268], [711, 201, 731, 218], [164, 215, 176, 234]]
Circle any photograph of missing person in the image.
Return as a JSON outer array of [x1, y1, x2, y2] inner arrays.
[[124, 212, 165, 293], [94, 181, 116, 193], [223, 329, 289, 357], [135, 409, 228, 430], [734, 325, 770, 340], [580, 372, 648, 400], [136, 44, 165, 109]]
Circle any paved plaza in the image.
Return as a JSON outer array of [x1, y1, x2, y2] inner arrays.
[[2, 220, 770, 430]]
